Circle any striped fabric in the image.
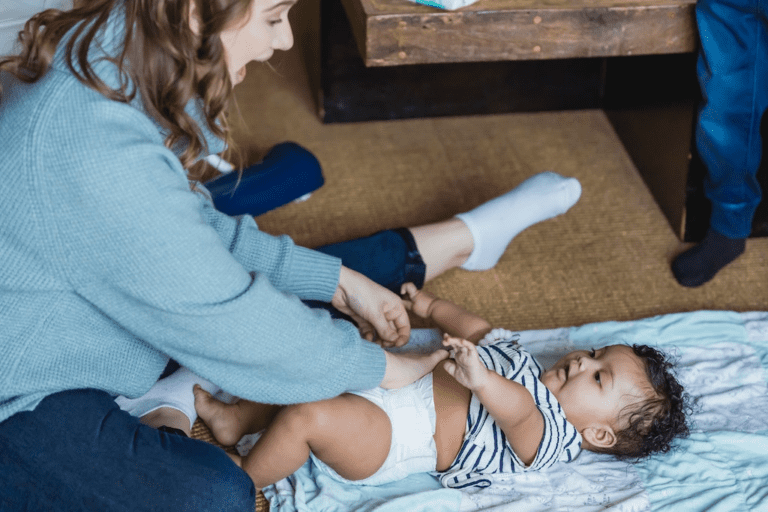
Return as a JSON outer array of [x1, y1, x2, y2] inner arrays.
[[437, 330, 582, 489]]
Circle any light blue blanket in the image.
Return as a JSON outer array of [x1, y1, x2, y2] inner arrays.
[[256, 311, 768, 511]]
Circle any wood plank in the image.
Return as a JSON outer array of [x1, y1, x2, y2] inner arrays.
[[320, 0, 607, 122], [339, 0, 697, 66]]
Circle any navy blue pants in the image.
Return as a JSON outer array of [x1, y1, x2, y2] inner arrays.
[[696, 0, 768, 237], [0, 230, 426, 511]]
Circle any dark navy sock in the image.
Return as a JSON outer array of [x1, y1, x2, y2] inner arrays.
[[671, 229, 746, 287]]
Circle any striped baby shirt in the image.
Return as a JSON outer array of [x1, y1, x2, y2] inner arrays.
[[436, 329, 582, 490]]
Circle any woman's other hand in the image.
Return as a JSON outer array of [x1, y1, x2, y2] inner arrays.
[[332, 266, 411, 348]]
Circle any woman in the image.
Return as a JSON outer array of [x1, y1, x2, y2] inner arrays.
[[0, 0, 581, 509]]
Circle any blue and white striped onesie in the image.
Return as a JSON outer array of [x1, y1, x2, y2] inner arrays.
[[436, 329, 582, 490]]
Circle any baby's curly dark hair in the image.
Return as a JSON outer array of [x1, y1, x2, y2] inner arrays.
[[595, 344, 691, 461]]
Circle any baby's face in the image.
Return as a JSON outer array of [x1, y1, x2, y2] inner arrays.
[[540, 345, 650, 444]]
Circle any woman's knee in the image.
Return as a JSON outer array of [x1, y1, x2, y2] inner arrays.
[[205, 467, 256, 512], [180, 445, 256, 512]]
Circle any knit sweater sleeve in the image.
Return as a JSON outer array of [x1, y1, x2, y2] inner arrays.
[[35, 86, 385, 404], [195, 195, 340, 301]]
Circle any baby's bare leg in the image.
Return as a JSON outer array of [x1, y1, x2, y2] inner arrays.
[[194, 386, 281, 447], [241, 394, 392, 489]]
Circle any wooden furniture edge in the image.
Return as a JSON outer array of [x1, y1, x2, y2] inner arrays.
[[341, 0, 698, 66]]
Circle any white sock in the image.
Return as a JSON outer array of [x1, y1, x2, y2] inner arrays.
[[115, 367, 222, 430], [456, 172, 582, 271]]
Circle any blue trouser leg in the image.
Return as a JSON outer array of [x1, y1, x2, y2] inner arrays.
[[696, 0, 768, 237], [204, 142, 325, 217], [315, 228, 425, 294], [304, 228, 427, 318], [0, 389, 256, 511]]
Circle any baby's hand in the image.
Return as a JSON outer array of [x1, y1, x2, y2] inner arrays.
[[400, 283, 437, 319], [441, 334, 489, 391]]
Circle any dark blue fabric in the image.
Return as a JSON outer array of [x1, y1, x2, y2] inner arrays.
[[696, 0, 768, 237], [317, 228, 425, 294], [205, 141, 324, 217], [305, 228, 427, 319], [0, 389, 256, 511]]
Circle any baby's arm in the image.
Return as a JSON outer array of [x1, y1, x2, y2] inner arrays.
[[442, 335, 544, 466], [401, 283, 491, 343]]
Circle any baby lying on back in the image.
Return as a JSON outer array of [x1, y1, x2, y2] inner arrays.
[[195, 284, 690, 490]]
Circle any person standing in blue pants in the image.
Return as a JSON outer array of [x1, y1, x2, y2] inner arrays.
[[672, 0, 767, 286]]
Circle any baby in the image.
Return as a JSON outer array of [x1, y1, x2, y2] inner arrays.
[[194, 284, 689, 490]]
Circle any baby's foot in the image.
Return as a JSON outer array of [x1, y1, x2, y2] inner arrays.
[[456, 172, 581, 270], [193, 385, 247, 447]]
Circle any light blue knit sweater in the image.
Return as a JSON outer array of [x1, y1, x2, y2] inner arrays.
[[0, 8, 385, 424]]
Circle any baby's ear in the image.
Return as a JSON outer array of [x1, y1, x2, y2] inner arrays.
[[581, 425, 617, 450]]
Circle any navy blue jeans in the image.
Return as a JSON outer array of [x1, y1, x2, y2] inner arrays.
[[0, 230, 425, 511], [696, 0, 768, 237], [0, 389, 256, 511]]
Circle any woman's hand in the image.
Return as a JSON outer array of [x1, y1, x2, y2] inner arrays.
[[441, 334, 490, 391], [400, 282, 437, 319], [332, 266, 411, 348]]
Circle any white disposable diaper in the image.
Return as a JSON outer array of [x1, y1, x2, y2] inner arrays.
[[311, 373, 438, 486]]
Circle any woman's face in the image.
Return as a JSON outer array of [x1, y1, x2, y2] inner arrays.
[[217, 0, 296, 84]]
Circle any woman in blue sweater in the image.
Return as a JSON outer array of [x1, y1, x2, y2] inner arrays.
[[0, 0, 581, 509]]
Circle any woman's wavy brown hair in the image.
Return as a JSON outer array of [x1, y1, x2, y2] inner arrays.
[[0, 0, 250, 181]]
